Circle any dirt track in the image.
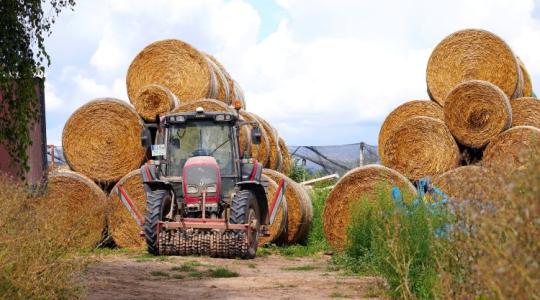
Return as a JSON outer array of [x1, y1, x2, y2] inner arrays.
[[82, 251, 383, 300]]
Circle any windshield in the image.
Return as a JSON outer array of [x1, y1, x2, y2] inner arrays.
[[167, 120, 233, 176]]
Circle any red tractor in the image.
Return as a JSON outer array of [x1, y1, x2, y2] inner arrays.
[[140, 106, 285, 258]]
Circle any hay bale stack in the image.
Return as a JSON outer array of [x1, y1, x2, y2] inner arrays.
[[378, 100, 443, 163], [258, 175, 288, 246], [517, 57, 533, 97], [232, 80, 246, 110], [510, 97, 540, 129], [263, 169, 312, 244], [279, 137, 292, 175], [205, 53, 231, 102], [62, 98, 146, 183], [483, 126, 540, 172], [382, 116, 460, 181], [426, 29, 521, 105], [432, 165, 507, 203], [444, 80, 512, 148], [172, 99, 251, 157], [132, 84, 180, 121], [108, 169, 146, 249], [240, 111, 270, 165], [323, 165, 416, 251], [252, 113, 282, 170], [127, 39, 211, 103], [45, 170, 108, 249]]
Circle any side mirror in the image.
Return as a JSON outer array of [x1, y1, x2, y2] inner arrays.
[[251, 126, 262, 145], [141, 127, 152, 149]]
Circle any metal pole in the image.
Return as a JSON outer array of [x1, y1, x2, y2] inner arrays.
[[359, 142, 365, 166]]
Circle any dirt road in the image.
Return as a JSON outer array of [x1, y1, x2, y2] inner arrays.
[[82, 250, 383, 300]]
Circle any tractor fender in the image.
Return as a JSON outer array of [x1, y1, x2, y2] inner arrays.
[[236, 181, 269, 225]]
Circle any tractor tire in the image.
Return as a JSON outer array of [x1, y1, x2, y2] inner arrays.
[[144, 189, 170, 255], [229, 190, 260, 259]]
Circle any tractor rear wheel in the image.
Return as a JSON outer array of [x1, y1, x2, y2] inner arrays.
[[229, 190, 260, 259], [144, 189, 172, 255]]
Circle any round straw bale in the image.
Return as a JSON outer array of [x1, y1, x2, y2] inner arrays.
[[171, 99, 250, 157], [510, 97, 540, 129], [263, 169, 312, 244], [444, 80, 512, 148], [323, 165, 416, 251], [126, 39, 211, 103], [426, 29, 520, 105], [378, 100, 443, 163], [239, 111, 270, 165], [258, 175, 288, 246], [252, 114, 282, 170], [483, 126, 540, 173], [205, 53, 231, 102], [108, 169, 146, 248], [432, 165, 507, 203], [62, 98, 146, 183], [517, 57, 533, 97], [132, 84, 180, 121], [382, 116, 460, 181], [279, 137, 292, 175], [232, 80, 246, 110], [45, 170, 108, 249]]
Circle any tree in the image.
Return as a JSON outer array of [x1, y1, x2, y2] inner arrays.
[[0, 0, 75, 177]]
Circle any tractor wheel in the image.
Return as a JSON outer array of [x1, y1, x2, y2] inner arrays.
[[229, 190, 260, 259], [143, 189, 172, 255]]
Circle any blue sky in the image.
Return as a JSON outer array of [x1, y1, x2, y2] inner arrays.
[[44, 0, 540, 147]]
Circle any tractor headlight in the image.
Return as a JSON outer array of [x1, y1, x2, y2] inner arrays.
[[187, 185, 198, 194], [206, 184, 217, 193]]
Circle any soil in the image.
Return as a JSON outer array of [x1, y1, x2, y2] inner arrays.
[[82, 251, 384, 300]]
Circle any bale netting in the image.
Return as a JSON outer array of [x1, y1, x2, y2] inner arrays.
[[279, 137, 292, 174], [171, 99, 250, 157], [258, 175, 288, 246], [108, 169, 146, 249], [510, 97, 540, 129], [252, 113, 282, 171], [323, 165, 416, 251], [483, 125, 540, 173], [382, 116, 460, 181], [263, 168, 312, 244], [444, 80, 512, 148], [432, 165, 507, 203], [62, 98, 146, 183], [426, 29, 521, 105], [132, 84, 180, 121], [45, 170, 108, 249], [517, 57, 533, 97], [204, 53, 231, 102], [378, 100, 443, 163], [126, 39, 211, 103], [239, 111, 270, 165]]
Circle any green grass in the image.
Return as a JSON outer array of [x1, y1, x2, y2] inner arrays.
[[330, 291, 350, 298], [149, 271, 169, 278], [170, 264, 196, 272], [187, 271, 204, 279], [172, 274, 184, 279], [247, 263, 257, 269], [281, 264, 319, 271], [208, 267, 239, 278]]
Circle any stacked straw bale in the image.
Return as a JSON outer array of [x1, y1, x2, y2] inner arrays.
[[444, 80, 512, 148], [62, 98, 146, 184], [483, 126, 540, 173], [323, 165, 417, 251], [252, 113, 283, 170], [46, 170, 108, 249], [426, 29, 522, 105], [263, 169, 312, 244], [378, 100, 444, 163], [517, 58, 533, 97], [279, 137, 292, 174], [132, 84, 179, 121], [240, 111, 270, 165], [510, 97, 540, 129], [108, 169, 147, 249], [258, 174, 288, 246], [382, 116, 460, 181], [432, 165, 507, 203]]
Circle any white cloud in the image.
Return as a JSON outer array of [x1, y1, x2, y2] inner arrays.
[[45, 0, 540, 146]]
